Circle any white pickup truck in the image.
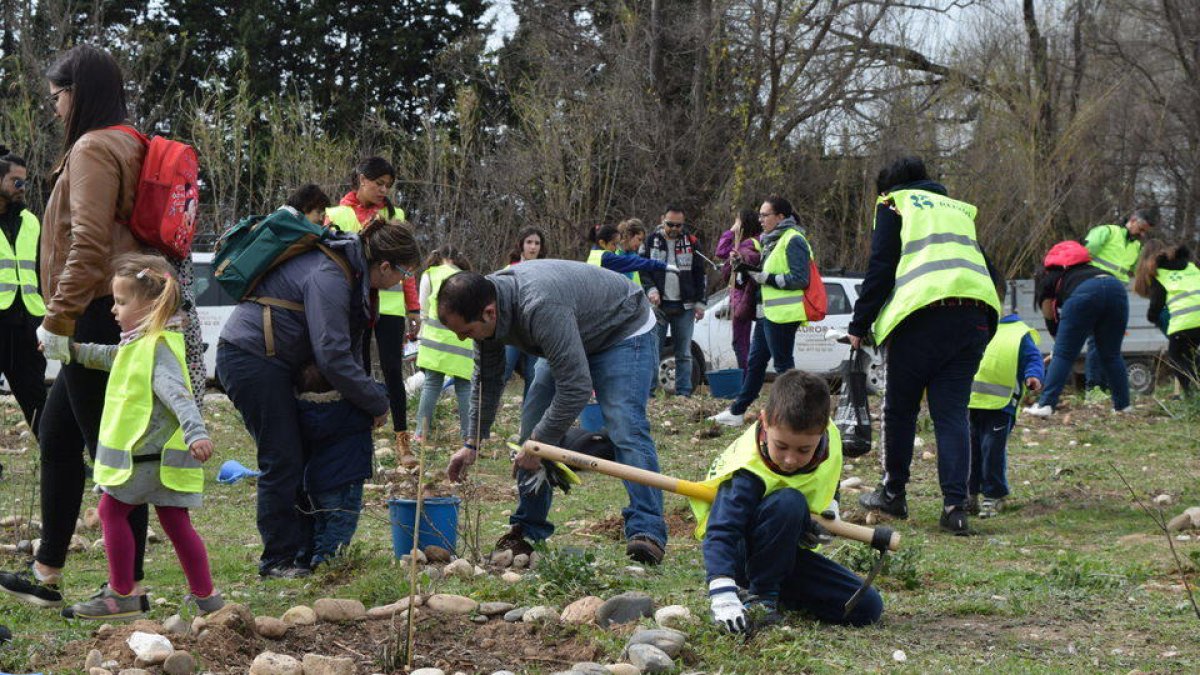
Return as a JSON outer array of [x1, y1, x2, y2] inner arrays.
[[665, 274, 886, 393]]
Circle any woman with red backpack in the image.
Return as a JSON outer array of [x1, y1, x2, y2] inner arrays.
[[1025, 241, 1131, 416]]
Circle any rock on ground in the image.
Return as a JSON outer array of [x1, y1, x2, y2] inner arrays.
[[281, 605, 317, 625], [426, 594, 479, 614], [162, 614, 190, 636], [501, 571, 522, 584], [248, 651, 303, 675], [301, 653, 355, 675], [126, 631, 173, 663], [570, 663, 610, 675], [597, 592, 655, 628], [653, 605, 692, 630], [85, 649, 104, 669], [207, 604, 255, 634], [444, 558, 475, 579], [490, 548, 514, 567], [162, 651, 195, 675], [627, 629, 686, 658], [626, 644, 674, 673], [88, 668, 113, 675], [410, 669, 446, 675], [1168, 506, 1200, 531], [313, 598, 367, 622], [561, 596, 604, 624], [606, 665, 641, 675], [255, 616, 289, 639], [423, 545, 452, 563], [478, 601, 515, 616], [522, 606, 560, 623], [512, 553, 530, 569], [503, 607, 529, 622]]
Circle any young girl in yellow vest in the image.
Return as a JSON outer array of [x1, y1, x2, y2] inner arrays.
[[690, 370, 882, 632], [415, 245, 475, 443], [62, 253, 221, 621], [967, 284, 1044, 519], [586, 222, 672, 282]]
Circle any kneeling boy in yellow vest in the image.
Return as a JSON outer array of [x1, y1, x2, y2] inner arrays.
[[967, 292, 1044, 519], [690, 370, 883, 631]]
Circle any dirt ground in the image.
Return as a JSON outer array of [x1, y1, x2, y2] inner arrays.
[[53, 613, 601, 674]]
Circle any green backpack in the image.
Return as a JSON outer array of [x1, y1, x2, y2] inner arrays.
[[213, 208, 352, 356]]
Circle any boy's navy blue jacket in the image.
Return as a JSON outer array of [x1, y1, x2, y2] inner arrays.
[[703, 470, 790, 582], [996, 313, 1045, 416], [298, 393, 375, 494]]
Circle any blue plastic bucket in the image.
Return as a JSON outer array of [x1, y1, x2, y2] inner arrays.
[[706, 369, 742, 399], [389, 496, 460, 556], [580, 402, 605, 433]]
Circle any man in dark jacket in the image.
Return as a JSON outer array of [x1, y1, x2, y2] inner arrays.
[[640, 206, 707, 396]]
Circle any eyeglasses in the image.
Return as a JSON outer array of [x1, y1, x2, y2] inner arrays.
[[48, 87, 71, 103], [758, 211, 776, 218], [664, 221, 685, 228]]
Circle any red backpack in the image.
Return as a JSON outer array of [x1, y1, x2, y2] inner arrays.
[[112, 126, 200, 258], [803, 260, 827, 322]]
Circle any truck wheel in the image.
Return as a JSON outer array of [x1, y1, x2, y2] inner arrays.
[[1125, 358, 1156, 395], [657, 341, 706, 394]]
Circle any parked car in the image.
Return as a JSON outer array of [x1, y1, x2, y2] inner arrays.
[[32, 252, 236, 385], [678, 274, 887, 394]]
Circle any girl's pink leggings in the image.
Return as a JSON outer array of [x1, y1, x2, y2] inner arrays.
[[98, 493, 213, 597]]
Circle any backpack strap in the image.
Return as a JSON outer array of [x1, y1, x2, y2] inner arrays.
[[107, 124, 150, 147], [246, 245, 355, 357]]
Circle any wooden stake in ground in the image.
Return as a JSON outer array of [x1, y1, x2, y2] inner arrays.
[[404, 438, 428, 669]]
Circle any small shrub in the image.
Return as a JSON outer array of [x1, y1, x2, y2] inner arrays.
[[534, 544, 618, 600], [836, 542, 922, 591]]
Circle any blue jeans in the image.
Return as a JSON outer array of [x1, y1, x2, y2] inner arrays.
[[1038, 276, 1130, 410], [968, 408, 1013, 499], [217, 341, 309, 572], [503, 345, 537, 399], [731, 489, 882, 626], [657, 306, 696, 396], [415, 371, 472, 438], [729, 318, 800, 415], [512, 330, 667, 547], [1084, 338, 1109, 390], [881, 306, 991, 507], [309, 482, 364, 566]]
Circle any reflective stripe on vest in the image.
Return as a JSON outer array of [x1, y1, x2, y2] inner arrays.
[[0, 210, 45, 316], [1087, 224, 1141, 283], [95, 331, 204, 493], [587, 247, 641, 287], [1158, 263, 1200, 335], [759, 228, 810, 324], [969, 320, 1041, 410], [689, 421, 841, 540], [871, 190, 1000, 343], [326, 204, 410, 316], [416, 264, 475, 380]]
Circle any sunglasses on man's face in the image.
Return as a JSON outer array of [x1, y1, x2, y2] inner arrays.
[[664, 221, 685, 228]]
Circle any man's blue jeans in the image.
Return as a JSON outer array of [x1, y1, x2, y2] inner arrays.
[[512, 330, 667, 547], [729, 318, 800, 415], [1038, 275, 1130, 410], [657, 305, 696, 396]]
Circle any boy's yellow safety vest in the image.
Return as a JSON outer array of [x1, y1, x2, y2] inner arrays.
[[417, 264, 475, 380], [326, 204, 409, 317], [1086, 224, 1141, 283], [95, 331, 204, 493], [969, 320, 1041, 410], [690, 420, 841, 540], [759, 228, 811, 324], [586, 247, 641, 288], [1158, 263, 1200, 335], [872, 190, 1000, 343], [0, 209, 45, 316]]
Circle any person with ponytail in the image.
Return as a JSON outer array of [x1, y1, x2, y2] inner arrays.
[[1134, 242, 1200, 395], [218, 216, 421, 578], [1, 45, 155, 609], [60, 253, 221, 621], [325, 157, 421, 464], [587, 221, 672, 285], [414, 245, 475, 444]]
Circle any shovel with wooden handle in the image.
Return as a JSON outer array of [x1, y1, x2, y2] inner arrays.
[[517, 439, 899, 617]]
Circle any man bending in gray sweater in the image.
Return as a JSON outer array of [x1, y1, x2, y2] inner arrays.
[[440, 260, 668, 564]]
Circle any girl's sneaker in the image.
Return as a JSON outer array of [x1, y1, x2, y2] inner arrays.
[[184, 591, 226, 616], [61, 586, 146, 621], [979, 498, 1004, 519]]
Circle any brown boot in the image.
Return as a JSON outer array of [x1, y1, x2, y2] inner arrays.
[[395, 432, 417, 468]]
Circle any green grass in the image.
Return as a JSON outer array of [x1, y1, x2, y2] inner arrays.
[[2, 385, 1200, 673]]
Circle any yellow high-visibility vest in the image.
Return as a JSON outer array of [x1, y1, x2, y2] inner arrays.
[[759, 228, 811, 324], [417, 264, 475, 380], [969, 320, 1040, 410], [1086, 224, 1141, 283], [94, 331, 204, 493], [690, 421, 841, 540], [872, 190, 1000, 343], [0, 209, 45, 316], [1158, 263, 1200, 335], [326, 204, 409, 316], [586, 247, 642, 287]]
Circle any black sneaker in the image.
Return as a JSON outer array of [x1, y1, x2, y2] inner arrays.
[[626, 534, 665, 566], [493, 525, 535, 557], [939, 505, 970, 536], [858, 486, 909, 519], [259, 565, 312, 579], [0, 568, 64, 607]]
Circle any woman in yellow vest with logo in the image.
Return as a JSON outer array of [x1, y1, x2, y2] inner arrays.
[[326, 157, 420, 463], [849, 156, 1001, 536], [1134, 243, 1200, 396], [61, 254, 222, 621], [415, 245, 476, 444], [691, 370, 882, 631]]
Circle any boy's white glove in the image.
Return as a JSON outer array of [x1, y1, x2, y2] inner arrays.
[[708, 577, 748, 634], [37, 326, 71, 364], [665, 264, 681, 274]]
